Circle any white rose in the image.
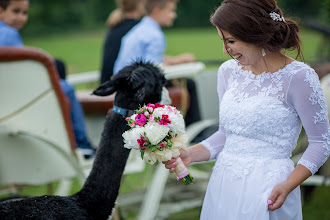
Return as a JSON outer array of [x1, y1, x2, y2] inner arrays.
[[152, 107, 168, 118], [144, 122, 170, 145], [122, 126, 145, 150], [153, 107, 185, 135], [168, 112, 185, 134]]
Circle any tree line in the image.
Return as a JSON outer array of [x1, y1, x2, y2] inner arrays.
[[23, 0, 329, 35]]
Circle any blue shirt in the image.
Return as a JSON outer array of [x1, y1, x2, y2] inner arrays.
[[113, 16, 166, 74], [0, 21, 23, 47]]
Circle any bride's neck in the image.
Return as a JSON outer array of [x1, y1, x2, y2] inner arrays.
[[245, 52, 293, 75]]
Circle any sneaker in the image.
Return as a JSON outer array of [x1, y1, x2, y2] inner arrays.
[[78, 145, 97, 159]]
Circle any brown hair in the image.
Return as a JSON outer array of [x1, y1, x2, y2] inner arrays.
[[210, 0, 302, 59], [145, 0, 178, 15], [0, 0, 11, 9], [0, 0, 29, 10], [107, 0, 144, 27]]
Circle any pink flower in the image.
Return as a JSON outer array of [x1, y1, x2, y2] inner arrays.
[[137, 136, 146, 149], [135, 113, 147, 126], [147, 103, 155, 109], [148, 107, 154, 113], [155, 103, 165, 109], [125, 117, 130, 121], [160, 142, 167, 148], [130, 122, 136, 128], [158, 114, 171, 125], [166, 106, 177, 114], [149, 114, 155, 123], [144, 111, 149, 117]]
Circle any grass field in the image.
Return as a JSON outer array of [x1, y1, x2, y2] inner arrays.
[[24, 26, 323, 75], [3, 27, 329, 219]]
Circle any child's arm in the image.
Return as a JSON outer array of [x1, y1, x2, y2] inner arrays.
[[163, 53, 196, 65]]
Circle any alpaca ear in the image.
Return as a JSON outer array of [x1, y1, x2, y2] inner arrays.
[[92, 80, 117, 96], [129, 68, 145, 90]]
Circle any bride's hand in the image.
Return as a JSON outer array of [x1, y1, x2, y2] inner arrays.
[[162, 149, 190, 173], [267, 183, 291, 211]]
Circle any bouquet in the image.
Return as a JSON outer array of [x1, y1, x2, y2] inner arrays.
[[122, 103, 194, 185]]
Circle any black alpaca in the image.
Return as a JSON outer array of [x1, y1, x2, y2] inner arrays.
[[0, 61, 166, 220]]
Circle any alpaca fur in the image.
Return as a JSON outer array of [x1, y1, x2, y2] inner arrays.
[[0, 61, 166, 220]]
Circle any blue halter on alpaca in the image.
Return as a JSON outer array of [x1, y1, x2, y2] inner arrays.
[[112, 105, 135, 118]]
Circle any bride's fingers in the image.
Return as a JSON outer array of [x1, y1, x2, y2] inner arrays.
[[162, 157, 178, 164], [162, 161, 170, 165], [163, 156, 181, 171], [164, 161, 178, 169]]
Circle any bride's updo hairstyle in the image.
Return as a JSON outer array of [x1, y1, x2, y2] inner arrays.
[[211, 0, 302, 59]]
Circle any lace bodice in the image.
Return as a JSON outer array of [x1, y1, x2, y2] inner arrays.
[[201, 59, 330, 176]]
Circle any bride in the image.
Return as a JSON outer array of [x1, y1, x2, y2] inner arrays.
[[163, 0, 330, 219]]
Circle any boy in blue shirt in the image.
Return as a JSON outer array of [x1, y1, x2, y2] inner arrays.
[[0, 0, 28, 46], [114, 0, 195, 73], [114, 0, 201, 126]]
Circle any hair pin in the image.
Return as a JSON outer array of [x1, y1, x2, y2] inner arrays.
[[269, 12, 285, 22]]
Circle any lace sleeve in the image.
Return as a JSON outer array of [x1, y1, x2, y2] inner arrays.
[[201, 65, 227, 160], [288, 67, 330, 174]]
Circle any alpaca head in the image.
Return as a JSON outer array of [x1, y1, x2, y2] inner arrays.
[[93, 61, 167, 110]]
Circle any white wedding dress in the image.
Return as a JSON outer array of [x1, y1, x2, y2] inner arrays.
[[200, 59, 330, 220]]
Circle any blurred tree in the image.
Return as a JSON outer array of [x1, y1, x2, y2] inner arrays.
[[277, 0, 329, 25], [175, 0, 220, 27], [21, 0, 328, 35], [319, 0, 330, 25], [23, 0, 116, 35], [86, 0, 115, 22]]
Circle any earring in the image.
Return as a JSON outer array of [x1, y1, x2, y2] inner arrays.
[[262, 48, 266, 57]]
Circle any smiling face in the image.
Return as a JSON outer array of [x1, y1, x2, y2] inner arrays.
[[217, 28, 262, 67], [0, 0, 29, 30]]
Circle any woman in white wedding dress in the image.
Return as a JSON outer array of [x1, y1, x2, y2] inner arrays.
[[163, 0, 330, 219]]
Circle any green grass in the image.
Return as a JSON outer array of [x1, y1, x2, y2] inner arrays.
[[302, 186, 330, 220], [24, 26, 324, 75], [25, 29, 105, 73]]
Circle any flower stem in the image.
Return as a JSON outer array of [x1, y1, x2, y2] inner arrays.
[[180, 173, 194, 186], [174, 157, 194, 186]]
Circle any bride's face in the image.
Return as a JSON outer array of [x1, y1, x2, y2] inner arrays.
[[217, 28, 262, 67]]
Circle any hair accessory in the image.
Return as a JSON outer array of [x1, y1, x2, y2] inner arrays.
[[262, 48, 266, 57], [269, 12, 285, 22]]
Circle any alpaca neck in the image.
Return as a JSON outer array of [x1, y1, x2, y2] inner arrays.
[[74, 111, 131, 219]]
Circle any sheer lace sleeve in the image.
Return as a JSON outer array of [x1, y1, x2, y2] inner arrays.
[[201, 65, 227, 160], [288, 66, 330, 174]]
